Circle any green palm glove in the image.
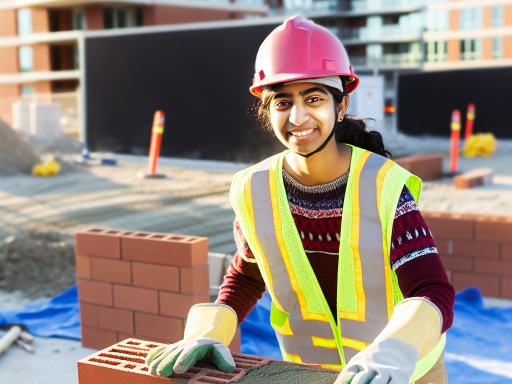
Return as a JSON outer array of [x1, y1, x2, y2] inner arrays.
[[145, 337, 236, 377]]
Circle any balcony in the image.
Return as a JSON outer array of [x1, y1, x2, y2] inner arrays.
[[350, 0, 426, 13], [339, 24, 422, 44], [350, 52, 422, 69]]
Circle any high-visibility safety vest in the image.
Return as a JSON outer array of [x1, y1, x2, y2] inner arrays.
[[230, 145, 446, 382]]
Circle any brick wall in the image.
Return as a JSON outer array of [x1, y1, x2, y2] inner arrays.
[[423, 212, 512, 298], [76, 227, 215, 350], [0, 9, 17, 37], [144, 5, 231, 26]]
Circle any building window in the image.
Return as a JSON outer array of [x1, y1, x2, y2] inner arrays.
[[117, 9, 127, 28], [460, 7, 483, 30], [17, 9, 32, 36], [21, 85, 34, 95], [19, 46, 33, 72], [427, 41, 447, 62], [74, 11, 86, 30], [426, 10, 449, 31], [461, 39, 482, 60], [135, 8, 144, 26], [493, 37, 502, 59], [493, 6, 503, 28], [103, 7, 115, 29]]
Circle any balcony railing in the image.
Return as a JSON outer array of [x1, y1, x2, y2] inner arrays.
[[350, 52, 422, 67], [340, 24, 423, 41], [282, 0, 338, 14], [350, 0, 426, 12]]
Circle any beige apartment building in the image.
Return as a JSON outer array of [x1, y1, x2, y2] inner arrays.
[[423, 0, 512, 71], [0, 0, 269, 129]]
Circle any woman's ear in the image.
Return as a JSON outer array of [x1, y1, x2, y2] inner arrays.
[[337, 96, 349, 122]]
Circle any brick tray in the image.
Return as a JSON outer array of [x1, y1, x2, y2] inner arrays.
[[78, 338, 339, 384]]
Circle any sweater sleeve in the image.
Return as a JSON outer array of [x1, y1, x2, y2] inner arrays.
[[215, 218, 266, 324], [392, 187, 455, 333]]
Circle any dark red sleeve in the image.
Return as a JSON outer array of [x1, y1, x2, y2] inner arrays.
[[392, 187, 455, 333], [215, 218, 266, 324]]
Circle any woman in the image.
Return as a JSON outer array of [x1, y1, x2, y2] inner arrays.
[[146, 15, 455, 384]]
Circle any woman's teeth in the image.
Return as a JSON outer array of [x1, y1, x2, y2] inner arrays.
[[291, 129, 314, 137]]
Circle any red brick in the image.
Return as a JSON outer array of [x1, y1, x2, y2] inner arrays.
[[423, 211, 475, 240], [135, 312, 183, 343], [113, 285, 158, 314], [121, 232, 208, 267], [475, 216, 512, 244], [81, 326, 118, 350], [91, 257, 131, 284], [78, 279, 113, 306], [503, 245, 512, 260], [132, 262, 179, 292], [502, 278, 512, 299], [440, 255, 473, 272], [452, 273, 500, 297], [474, 259, 512, 277], [76, 254, 91, 279], [229, 328, 241, 354], [452, 240, 500, 259], [99, 307, 134, 334], [80, 303, 100, 327], [159, 291, 210, 319], [395, 154, 443, 181], [180, 264, 209, 294], [453, 168, 493, 189], [434, 239, 450, 254], [75, 228, 125, 259], [445, 270, 452, 283]]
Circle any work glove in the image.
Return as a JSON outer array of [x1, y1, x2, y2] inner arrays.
[[145, 303, 238, 377], [335, 298, 443, 384]]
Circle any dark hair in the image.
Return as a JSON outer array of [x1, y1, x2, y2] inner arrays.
[[254, 78, 392, 159]]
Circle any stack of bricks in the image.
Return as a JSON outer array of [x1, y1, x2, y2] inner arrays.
[[78, 338, 340, 384], [395, 154, 443, 181], [75, 228, 212, 350], [423, 212, 512, 298]]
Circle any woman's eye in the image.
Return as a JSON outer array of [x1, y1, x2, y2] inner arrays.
[[275, 101, 291, 107], [307, 97, 322, 103]]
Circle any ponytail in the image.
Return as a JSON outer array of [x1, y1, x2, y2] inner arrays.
[[254, 80, 392, 159]]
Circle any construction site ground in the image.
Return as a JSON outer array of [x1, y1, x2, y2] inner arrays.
[[1, 134, 512, 383]]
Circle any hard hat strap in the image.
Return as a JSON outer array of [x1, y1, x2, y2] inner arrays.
[[295, 126, 336, 158]]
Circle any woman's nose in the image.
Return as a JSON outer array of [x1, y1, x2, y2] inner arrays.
[[289, 104, 309, 126]]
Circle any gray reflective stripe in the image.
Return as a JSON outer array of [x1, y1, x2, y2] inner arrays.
[[288, 305, 334, 339], [339, 153, 390, 344], [251, 158, 297, 314], [276, 333, 342, 365], [342, 347, 359, 362]]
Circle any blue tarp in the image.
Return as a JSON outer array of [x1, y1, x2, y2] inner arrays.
[[1, 286, 511, 383], [0, 285, 81, 340]]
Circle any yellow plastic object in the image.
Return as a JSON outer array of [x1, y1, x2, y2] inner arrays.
[[32, 159, 61, 177], [374, 298, 441, 360], [184, 304, 238, 347], [462, 133, 497, 158]]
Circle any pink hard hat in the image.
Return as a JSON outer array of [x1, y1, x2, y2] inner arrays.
[[250, 15, 359, 98]]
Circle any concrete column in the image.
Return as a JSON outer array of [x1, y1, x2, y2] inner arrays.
[[31, 7, 50, 33], [447, 8, 460, 61], [33, 44, 51, 72]]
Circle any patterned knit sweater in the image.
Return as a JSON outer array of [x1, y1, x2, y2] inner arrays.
[[217, 168, 455, 333]]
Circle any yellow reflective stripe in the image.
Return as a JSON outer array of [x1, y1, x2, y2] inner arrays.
[[273, 317, 294, 336], [244, 167, 283, 313], [342, 337, 370, 351], [269, 157, 328, 322], [311, 336, 338, 349], [152, 127, 164, 134], [321, 364, 344, 370], [285, 353, 303, 363], [376, 159, 396, 322], [339, 150, 371, 322]]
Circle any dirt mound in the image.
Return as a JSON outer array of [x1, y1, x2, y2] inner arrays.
[[0, 231, 76, 299], [0, 119, 40, 176]]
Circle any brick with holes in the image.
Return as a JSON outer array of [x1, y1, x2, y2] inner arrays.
[[77, 338, 341, 384]]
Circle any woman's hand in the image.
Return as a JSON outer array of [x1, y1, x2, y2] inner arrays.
[[145, 337, 236, 377]]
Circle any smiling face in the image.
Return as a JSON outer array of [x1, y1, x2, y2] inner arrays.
[[268, 82, 346, 155]]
